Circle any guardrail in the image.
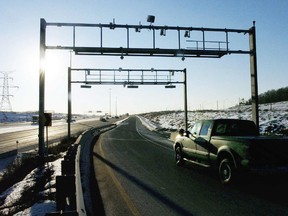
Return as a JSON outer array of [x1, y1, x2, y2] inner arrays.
[[46, 124, 116, 216]]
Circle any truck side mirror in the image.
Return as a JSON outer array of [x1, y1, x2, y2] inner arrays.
[[185, 130, 191, 137], [178, 128, 185, 136]]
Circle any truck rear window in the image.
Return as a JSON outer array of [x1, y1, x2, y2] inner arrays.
[[213, 120, 258, 136]]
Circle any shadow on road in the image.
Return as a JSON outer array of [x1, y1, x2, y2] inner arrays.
[[181, 161, 288, 207], [93, 152, 194, 216], [233, 173, 288, 205]]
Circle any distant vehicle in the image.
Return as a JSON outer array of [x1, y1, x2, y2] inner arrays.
[[100, 117, 107, 122], [173, 119, 288, 184], [66, 118, 76, 123], [32, 115, 38, 124]]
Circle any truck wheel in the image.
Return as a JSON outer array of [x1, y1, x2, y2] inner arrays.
[[175, 146, 184, 166], [219, 158, 234, 184]]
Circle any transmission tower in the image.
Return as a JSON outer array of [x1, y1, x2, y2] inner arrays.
[[0, 71, 18, 112]]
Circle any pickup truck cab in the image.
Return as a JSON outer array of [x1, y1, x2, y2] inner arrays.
[[173, 119, 288, 184]]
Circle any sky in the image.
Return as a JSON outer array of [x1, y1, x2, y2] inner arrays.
[[0, 0, 287, 115]]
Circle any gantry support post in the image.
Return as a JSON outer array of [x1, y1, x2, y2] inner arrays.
[[68, 67, 72, 139], [183, 68, 188, 132], [39, 18, 46, 158], [249, 22, 259, 131]]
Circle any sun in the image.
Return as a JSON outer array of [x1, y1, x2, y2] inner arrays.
[[45, 51, 68, 74], [44, 51, 71, 93]]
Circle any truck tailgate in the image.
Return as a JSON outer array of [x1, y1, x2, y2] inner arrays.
[[249, 137, 288, 166]]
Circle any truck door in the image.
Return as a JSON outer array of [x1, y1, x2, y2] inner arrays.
[[182, 121, 201, 160], [195, 120, 212, 165]]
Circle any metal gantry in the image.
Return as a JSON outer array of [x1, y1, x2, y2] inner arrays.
[[43, 19, 252, 58], [71, 68, 185, 86], [39, 18, 258, 158], [67, 68, 188, 138]]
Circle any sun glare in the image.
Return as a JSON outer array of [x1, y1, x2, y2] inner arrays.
[[45, 52, 63, 73]]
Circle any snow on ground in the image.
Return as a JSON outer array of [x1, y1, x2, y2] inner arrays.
[[0, 155, 63, 215], [0, 156, 16, 173], [14, 201, 56, 216], [0, 116, 100, 135], [142, 101, 288, 136], [0, 112, 37, 123]]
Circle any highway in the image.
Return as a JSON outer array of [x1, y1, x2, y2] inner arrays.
[[92, 116, 288, 216], [0, 118, 116, 155]]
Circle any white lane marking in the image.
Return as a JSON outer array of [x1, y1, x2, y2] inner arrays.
[[135, 120, 173, 152]]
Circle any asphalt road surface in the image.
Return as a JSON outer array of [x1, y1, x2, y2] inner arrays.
[[0, 118, 117, 155], [93, 116, 288, 216]]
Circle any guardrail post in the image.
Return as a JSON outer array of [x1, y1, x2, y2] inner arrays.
[[55, 144, 79, 212], [56, 175, 76, 211]]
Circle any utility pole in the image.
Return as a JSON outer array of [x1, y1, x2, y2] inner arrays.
[[0, 71, 18, 112], [109, 88, 111, 116], [115, 97, 118, 116]]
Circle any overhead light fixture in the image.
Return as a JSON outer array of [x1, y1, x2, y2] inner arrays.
[[147, 15, 155, 24], [165, 85, 176, 89], [127, 85, 139, 88], [81, 85, 92, 88], [184, 30, 190, 38], [160, 29, 166, 36], [136, 21, 141, 32], [109, 18, 116, 29]]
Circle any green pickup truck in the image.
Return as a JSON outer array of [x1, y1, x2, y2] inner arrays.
[[173, 119, 288, 184]]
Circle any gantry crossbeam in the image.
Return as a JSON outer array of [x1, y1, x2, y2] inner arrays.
[[44, 20, 252, 59]]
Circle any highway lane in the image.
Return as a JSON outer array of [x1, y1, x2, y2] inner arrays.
[[0, 118, 117, 154], [93, 116, 288, 216]]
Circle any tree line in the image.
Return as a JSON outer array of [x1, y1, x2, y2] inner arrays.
[[244, 86, 288, 105]]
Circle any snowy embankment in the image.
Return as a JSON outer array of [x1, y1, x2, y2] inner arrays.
[[141, 101, 288, 136], [0, 155, 63, 215]]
